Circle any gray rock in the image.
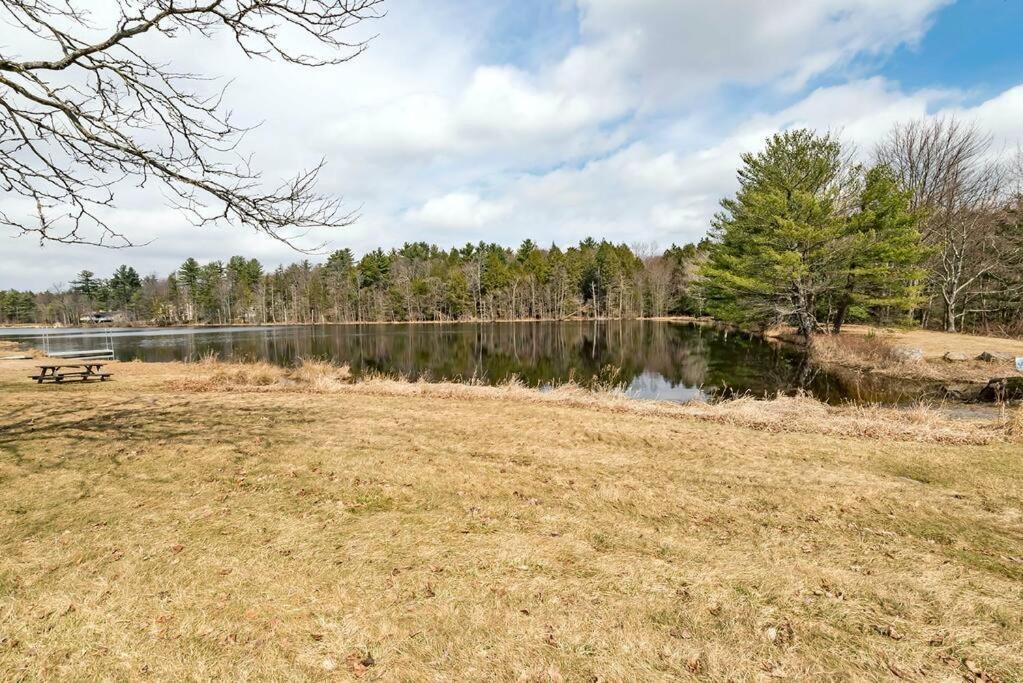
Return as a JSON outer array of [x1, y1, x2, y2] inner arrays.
[[940, 383, 983, 401], [976, 351, 1015, 363], [977, 377, 1023, 402], [943, 352, 969, 362], [892, 347, 924, 362]]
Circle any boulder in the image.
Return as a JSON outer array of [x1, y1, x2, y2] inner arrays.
[[942, 351, 969, 362], [976, 351, 1015, 363], [977, 377, 1023, 403], [892, 347, 924, 363], [940, 383, 984, 401]]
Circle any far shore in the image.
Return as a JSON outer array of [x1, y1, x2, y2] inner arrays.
[[0, 315, 717, 331]]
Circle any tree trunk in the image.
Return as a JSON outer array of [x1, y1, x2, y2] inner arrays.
[[832, 274, 855, 335]]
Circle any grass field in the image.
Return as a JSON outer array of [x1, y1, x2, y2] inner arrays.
[[1, 359, 1021, 681]]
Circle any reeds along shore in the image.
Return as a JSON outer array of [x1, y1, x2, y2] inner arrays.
[[168, 357, 1021, 445]]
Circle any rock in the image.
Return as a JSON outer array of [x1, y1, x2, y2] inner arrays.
[[942, 351, 969, 362], [976, 351, 1014, 363], [977, 377, 1023, 402], [940, 383, 984, 401], [892, 347, 924, 362]]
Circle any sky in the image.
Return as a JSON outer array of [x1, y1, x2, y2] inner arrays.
[[3, 0, 1023, 290]]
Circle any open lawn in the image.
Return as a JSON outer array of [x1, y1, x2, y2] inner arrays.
[[1, 360, 1021, 681]]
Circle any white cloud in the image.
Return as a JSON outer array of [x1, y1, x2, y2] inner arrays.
[[570, 0, 950, 98], [405, 193, 510, 231]]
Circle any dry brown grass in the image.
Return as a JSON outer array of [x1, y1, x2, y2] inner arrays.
[[166, 359, 1007, 445], [0, 340, 38, 358], [812, 332, 903, 366], [811, 330, 1020, 385], [179, 358, 352, 392], [1, 360, 1022, 681], [840, 325, 1023, 359]]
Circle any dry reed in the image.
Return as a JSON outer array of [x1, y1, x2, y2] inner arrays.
[[167, 359, 1008, 445]]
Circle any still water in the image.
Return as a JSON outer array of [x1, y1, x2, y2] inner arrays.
[[0, 321, 925, 404]]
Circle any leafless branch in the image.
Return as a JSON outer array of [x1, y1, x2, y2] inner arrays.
[[0, 0, 383, 247]]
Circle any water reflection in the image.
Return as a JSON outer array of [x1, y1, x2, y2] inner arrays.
[[1, 321, 926, 404]]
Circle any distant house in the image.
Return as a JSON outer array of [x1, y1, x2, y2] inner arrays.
[[79, 311, 116, 324]]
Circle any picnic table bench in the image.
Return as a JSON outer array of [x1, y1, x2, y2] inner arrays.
[[30, 363, 112, 384]]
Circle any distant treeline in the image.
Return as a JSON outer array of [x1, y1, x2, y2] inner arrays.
[[2, 239, 706, 326], [4, 117, 1022, 337]]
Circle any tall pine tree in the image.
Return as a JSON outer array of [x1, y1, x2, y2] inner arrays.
[[703, 129, 853, 339]]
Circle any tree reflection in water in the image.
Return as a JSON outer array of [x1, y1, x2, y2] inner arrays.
[[4, 321, 928, 405]]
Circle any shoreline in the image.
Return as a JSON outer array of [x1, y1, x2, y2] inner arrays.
[[4, 319, 1020, 400], [0, 315, 715, 331]]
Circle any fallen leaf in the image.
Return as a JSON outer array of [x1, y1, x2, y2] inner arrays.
[[872, 625, 903, 641], [346, 650, 374, 678], [544, 625, 558, 648]]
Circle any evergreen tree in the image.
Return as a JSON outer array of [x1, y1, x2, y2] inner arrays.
[[704, 130, 857, 339], [832, 165, 927, 332], [108, 265, 142, 311], [71, 270, 100, 297]]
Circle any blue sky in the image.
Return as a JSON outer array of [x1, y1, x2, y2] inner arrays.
[[3, 0, 1023, 289], [879, 0, 1023, 98]]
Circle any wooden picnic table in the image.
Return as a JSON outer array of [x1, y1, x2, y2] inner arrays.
[[30, 363, 112, 384]]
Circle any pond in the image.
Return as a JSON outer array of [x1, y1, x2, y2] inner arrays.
[[0, 320, 929, 404]]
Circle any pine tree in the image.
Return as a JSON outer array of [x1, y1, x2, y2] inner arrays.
[[703, 130, 856, 339], [832, 165, 927, 332]]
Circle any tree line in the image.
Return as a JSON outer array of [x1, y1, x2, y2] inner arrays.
[[3, 239, 696, 326], [3, 117, 1021, 338]]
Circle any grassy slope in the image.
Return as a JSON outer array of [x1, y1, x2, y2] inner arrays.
[[838, 325, 1023, 360], [0, 362, 1021, 681], [819, 326, 1023, 385]]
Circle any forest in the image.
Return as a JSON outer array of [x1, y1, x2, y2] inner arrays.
[[3, 118, 1021, 337], [0, 238, 702, 327]]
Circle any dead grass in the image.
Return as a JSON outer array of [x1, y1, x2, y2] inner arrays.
[[165, 359, 1009, 445], [840, 324, 1023, 359], [811, 330, 1020, 385], [0, 339, 38, 358], [1, 360, 1022, 681], [812, 332, 903, 366]]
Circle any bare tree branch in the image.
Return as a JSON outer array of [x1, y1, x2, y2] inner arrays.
[[0, 0, 383, 247]]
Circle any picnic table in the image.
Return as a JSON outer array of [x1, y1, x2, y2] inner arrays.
[[30, 363, 112, 384]]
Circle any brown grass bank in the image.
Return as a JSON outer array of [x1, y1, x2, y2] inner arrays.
[[0, 359, 1021, 680], [804, 326, 1023, 386]]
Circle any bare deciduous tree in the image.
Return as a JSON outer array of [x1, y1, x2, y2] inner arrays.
[[0, 0, 383, 247], [875, 117, 1006, 332]]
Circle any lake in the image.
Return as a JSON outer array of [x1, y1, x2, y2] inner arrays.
[[0, 320, 926, 404]]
